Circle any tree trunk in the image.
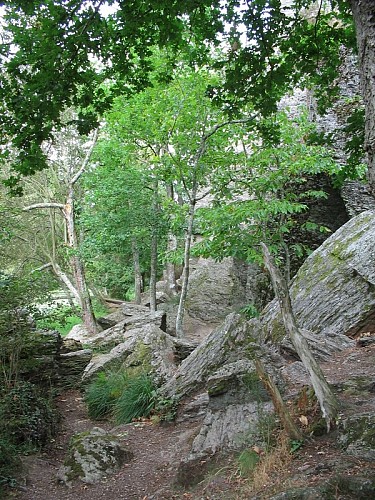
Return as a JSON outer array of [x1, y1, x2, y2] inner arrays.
[[165, 183, 178, 296], [64, 191, 97, 335], [132, 237, 142, 305], [349, 0, 375, 197], [175, 199, 196, 338], [149, 179, 159, 313], [261, 242, 339, 432], [254, 358, 302, 441], [165, 234, 178, 296], [150, 230, 158, 314]]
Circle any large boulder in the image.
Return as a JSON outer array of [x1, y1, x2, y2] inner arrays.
[[262, 210, 375, 341], [184, 258, 248, 322], [162, 313, 259, 399], [57, 427, 133, 485], [66, 304, 166, 347]]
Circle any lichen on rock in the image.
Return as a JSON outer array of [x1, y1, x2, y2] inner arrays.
[[57, 427, 133, 485]]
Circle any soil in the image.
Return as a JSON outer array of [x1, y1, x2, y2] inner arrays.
[[6, 343, 375, 500]]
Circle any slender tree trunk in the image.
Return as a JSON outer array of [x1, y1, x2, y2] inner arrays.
[[149, 179, 159, 313], [150, 231, 158, 313], [132, 237, 142, 305], [254, 358, 302, 440], [261, 242, 339, 432], [165, 234, 178, 295], [175, 198, 196, 338], [65, 188, 97, 335], [165, 183, 178, 296], [349, 0, 375, 197]]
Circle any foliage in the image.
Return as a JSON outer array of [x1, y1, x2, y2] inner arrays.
[[0, 1, 359, 193], [0, 381, 59, 448], [36, 305, 82, 336], [193, 110, 339, 267], [0, 271, 54, 386], [84, 371, 130, 420], [240, 303, 260, 319], [80, 135, 165, 298], [114, 373, 156, 424], [0, 436, 21, 497], [0, 1, 223, 184], [36, 301, 108, 336], [237, 449, 260, 477], [153, 394, 180, 423]]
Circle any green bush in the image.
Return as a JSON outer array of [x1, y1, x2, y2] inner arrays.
[[0, 436, 21, 496], [0, 381, 59, 448], [84, 371, 130, 420], [114, 373, 156, 424]]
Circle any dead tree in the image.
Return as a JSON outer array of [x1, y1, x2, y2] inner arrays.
[[261, 242, 339, 432]]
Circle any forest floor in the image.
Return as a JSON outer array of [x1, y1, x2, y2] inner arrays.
[[6, 343, 375, 500]]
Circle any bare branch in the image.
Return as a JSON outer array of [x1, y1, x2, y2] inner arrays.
[[70, 128, 99, 186], [32, 263, 53, 272], [23, 203, 65, 211], [203, 114, 258, 143]]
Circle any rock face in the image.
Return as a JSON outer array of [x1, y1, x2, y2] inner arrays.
[[262, 210, 375, 341], [185, 258, 248, 322], [66, 304, 167, 346], [162, 313, 258, 399], [82, 324, 184, 385], [58, 350, 93, 389], [338, 414, 375, 461], [341, 181, 375, 217], [57, 427, 133, 485]]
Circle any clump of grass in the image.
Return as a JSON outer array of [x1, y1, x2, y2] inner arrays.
[[84, 371, 130, 420], [237, 431, 293, 497], [237, 449, 260, 477], [84, 370, 156, 423], [114, 373, 155, 424]]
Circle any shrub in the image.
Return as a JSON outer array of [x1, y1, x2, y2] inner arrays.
[[114, 373, 156, 424], [0, 381, 59, 448], [84, 371, 130, 420], [0, 436, 21, 496]]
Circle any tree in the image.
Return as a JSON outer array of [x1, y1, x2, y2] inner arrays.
[[348, 0, 375, 196], [23, 126, 99, 335], [0, 0, 223, 183], [194, 110, 339, 276], [80, 136, 164, 305], [261, 242, 339, 432], [104, 67, 255, 335]]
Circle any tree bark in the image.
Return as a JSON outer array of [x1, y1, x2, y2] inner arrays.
[[132, 237, 142, 305], [261, 242, 339, 432], [165, 183, 178, 296], [64, 187, 97, 335], [254, 358, 302, 441], [349, 0, 375, 197], [175, 198, 196, 338]]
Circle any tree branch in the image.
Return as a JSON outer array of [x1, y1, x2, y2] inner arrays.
[[70, 128, 99, 186], [32, 263, 53, 273], [23, 203, 65, 211]]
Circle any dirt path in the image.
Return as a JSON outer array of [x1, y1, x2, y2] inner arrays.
[[9, 344, 375, 500], [14, 390, 204, 500]]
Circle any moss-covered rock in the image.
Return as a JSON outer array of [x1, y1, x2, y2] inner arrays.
[[57, 427, 133, 485], [262, 210, 375, 345], [338, 414, 375, 460]]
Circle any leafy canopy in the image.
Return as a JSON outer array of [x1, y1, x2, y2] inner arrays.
[[0, 0, 356, 188]]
